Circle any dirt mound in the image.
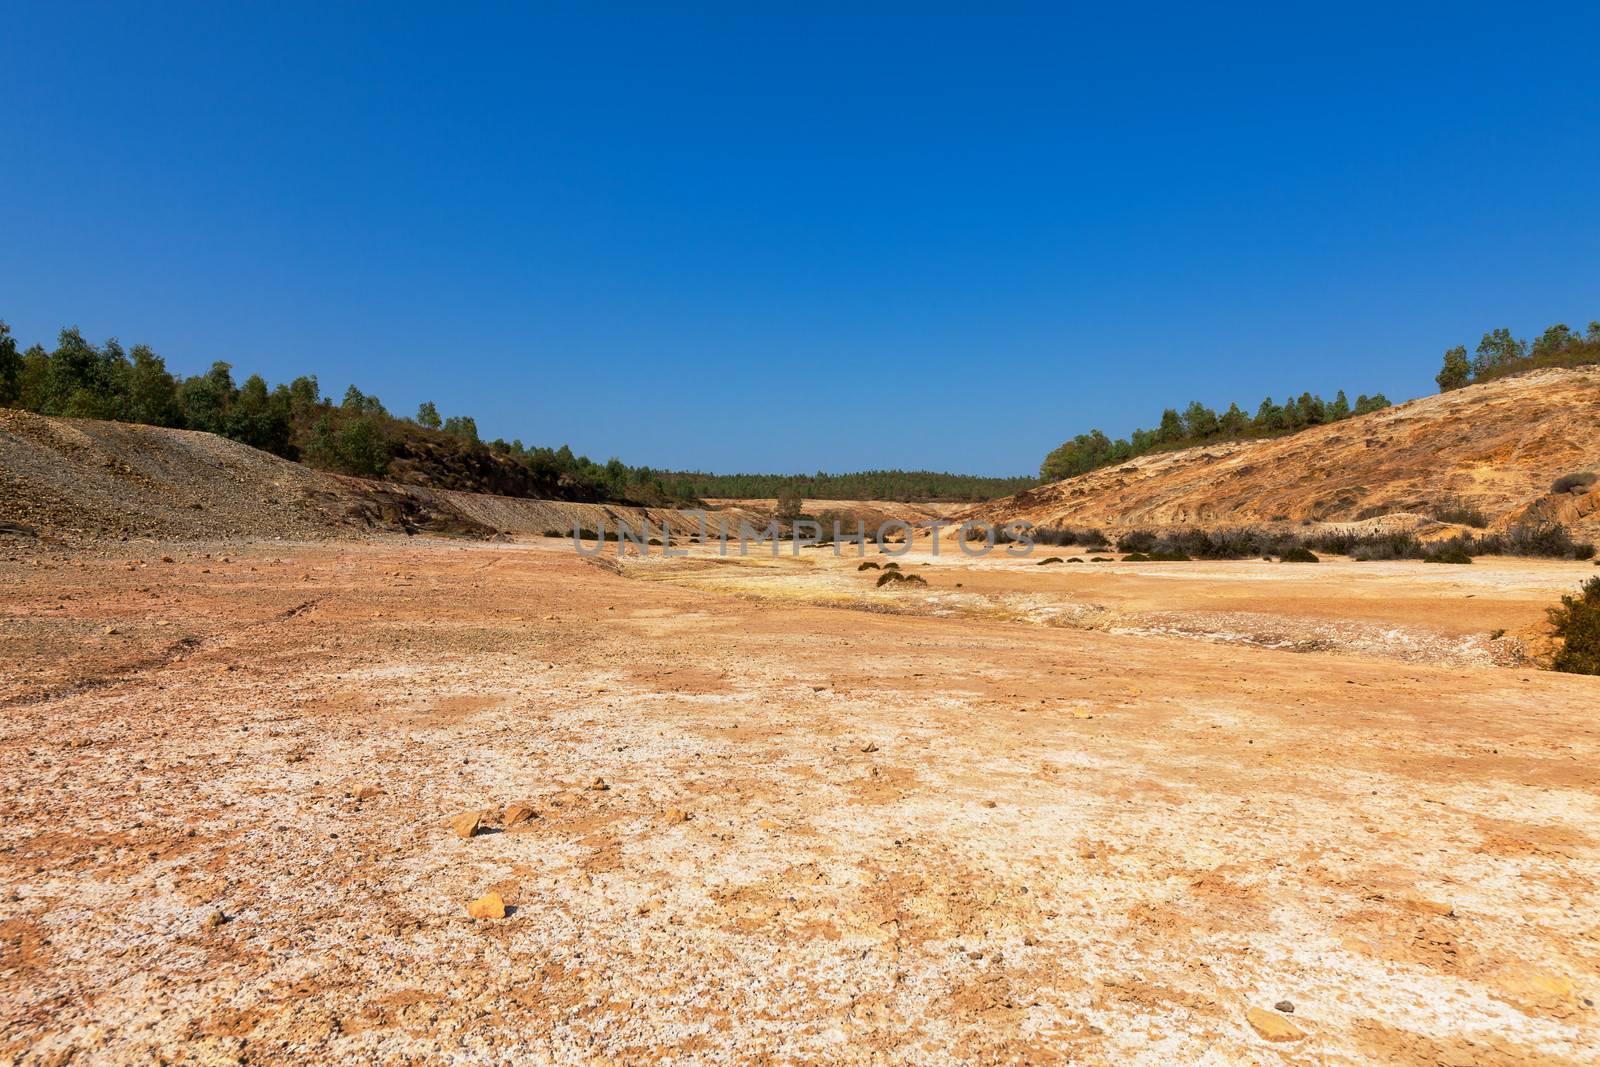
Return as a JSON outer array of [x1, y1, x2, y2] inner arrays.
[[0, 408, 353, 541], [1, 409, 762, 543], [963, 366, 1600, 535]]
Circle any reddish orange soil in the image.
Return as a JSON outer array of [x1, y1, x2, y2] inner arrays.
[[1, 536, 1596, 1064]]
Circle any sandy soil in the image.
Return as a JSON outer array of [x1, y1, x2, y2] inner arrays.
[[1, 535, 1597, 1064]]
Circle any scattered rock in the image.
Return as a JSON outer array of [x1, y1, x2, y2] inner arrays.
[[1275, 1000, 1295, 1014], [588, 776, 609, 792], [664, 807, 689, 825], [504, 802, 539, 827], [350, 784, 384, 800], [981, 799, 998, 809], [757, 818, 780, 831], [449, 811, 482, 839], [205, 909, 228, 928], [859, 741, 879, 753], [466, 891, 506, 920], [1246, 1006, 1304, 1042]]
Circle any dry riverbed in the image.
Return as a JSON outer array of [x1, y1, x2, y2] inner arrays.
[[1, 535, 1596, 1064]]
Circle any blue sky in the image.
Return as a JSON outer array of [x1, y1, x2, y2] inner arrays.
[[3, 5, 1597, 476]]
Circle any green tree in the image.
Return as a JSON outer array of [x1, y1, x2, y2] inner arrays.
[[1531, 323, 1573, 358], [1473, 328, 1526, 376], [1328, 389, 1352, 419], [127, 345, 182, 426], [1156, 408, 1185, 444], [179, 361, 237, 433], [0, 321, 19, 406], [416, 400, 442, 428], [1182, 401, 1219, 439], [1435, 346, 1470, 391], [45, 327, 122, 418]]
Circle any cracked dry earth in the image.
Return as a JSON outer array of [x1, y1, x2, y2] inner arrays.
[[1, 537, 1597, 1065]]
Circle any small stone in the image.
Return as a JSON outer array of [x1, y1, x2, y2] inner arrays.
[[504, 802, 538, 827], [1274, 1000, 1295, 1014], [664, 808, 689, 825], [588, 777, 609, 791], [161, 556, 174, 564], [757, 818, 780, 830], [1072, 708, 1093, 719], [350, 784, 384, 800], [981, 799, 998, 809], [466, 891, 506, 920], [1246, 1006, 1304, 1042], [205, 909, 228, 928], [103, 625, 120, 635], [1413, 899, 1455, 916], [859, 741, 879, 753], [449, 811, 481, 839]]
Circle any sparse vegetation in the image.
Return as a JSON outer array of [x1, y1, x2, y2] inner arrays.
[[875, 570, 927, 587], [858, 561, 880, 570], [1548, 577, 1600, 675], [1037, 556, 1064, 565], [1438, 321, 1600, 391], [1431, 502, 1489, 528], [1278, 547, 1319, 563], [1040, 388, 1388, 482]]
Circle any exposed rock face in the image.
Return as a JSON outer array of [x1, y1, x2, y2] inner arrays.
[[962, 367, 1600, 536]]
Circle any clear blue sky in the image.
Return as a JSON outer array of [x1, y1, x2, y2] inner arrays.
[[3, 5, 1597, 476]]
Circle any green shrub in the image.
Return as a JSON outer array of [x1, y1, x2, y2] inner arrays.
[[543, 529, 562, 538], [882, 562, 900, 570], [1424, 543, 1474, 564], [1116, 530, 1157, 553], [1549, 577, 1600, 674], [858, 561, 880, 571], [1278, 546, 1319, 563], [1551, 471, 1597, 494], [1037, 556, 1064, 566], [1122, 552, 1150, 562], [1146, 549, 1191, 562], [876, 571, 903, 586], [1091, 556, 1113, 562], [1068, 557, 1084, 563]]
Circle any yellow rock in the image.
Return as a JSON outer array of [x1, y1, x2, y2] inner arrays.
[[449, 811, 481, 839], [467, 891, 506, 920], [504, 802, 538, 827], [664, 807, 689, 825], [1072, 708, 1094, 719], [1246, 1007, 1304, 1042]]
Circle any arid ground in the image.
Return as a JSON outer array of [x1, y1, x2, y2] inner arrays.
[[2, 535, 1597, 1064]]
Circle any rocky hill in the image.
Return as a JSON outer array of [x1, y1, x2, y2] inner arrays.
[[961, 366, 1600, 536]]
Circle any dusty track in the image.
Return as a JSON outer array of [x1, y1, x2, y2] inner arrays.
[[1, 536, 1596, 1064]]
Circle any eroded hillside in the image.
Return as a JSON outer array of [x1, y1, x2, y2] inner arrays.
[[968, 367, 1600, 536]]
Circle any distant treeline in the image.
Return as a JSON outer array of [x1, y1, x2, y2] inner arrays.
[[1040, 389, 1391, 481], [0, 320, 698, 505], [654, 470, 1039, 503], [0, 319, 1034, 505], [1435, 320, 1600, 392]]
